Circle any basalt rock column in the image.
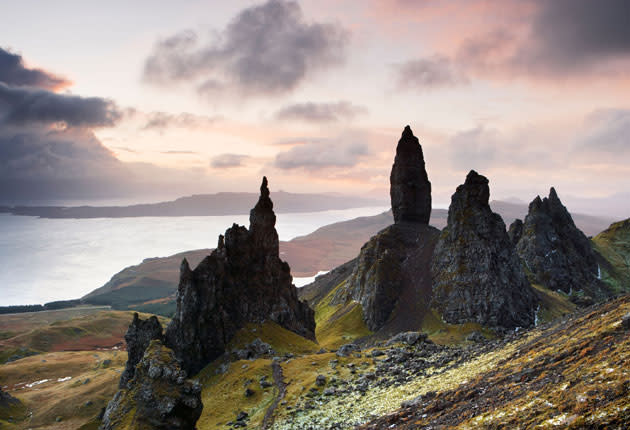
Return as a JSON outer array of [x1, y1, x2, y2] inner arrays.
[[119, 313, 163, 388], [390, 125, 432, 224], [431, 170, 538, 329]]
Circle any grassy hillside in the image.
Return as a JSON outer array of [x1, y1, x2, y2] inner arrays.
[[0, 309, 167, 364], [592, 218, 630, 294]]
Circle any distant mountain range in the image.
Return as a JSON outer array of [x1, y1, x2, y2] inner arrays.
[[0, 191, 387, 219]]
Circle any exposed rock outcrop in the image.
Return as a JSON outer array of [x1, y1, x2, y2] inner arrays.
[[119, 313, 163, 388], [165, 177, 315, 374], [508, 218, 523, 245], [390, 126, 432, 224], [101, 340, 202, 430], [515, 188, 601, 296], [431, 170, 538, 329], [341, 223, 439, 332]]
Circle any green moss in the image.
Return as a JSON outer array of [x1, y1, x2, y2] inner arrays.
[[592, 218, 630, 294], [227, 321, 319, 355], [421, 309, 494, 345], [531, 284, 576, 324]]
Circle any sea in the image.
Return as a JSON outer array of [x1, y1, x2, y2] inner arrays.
[[0, 207, 388, 306]]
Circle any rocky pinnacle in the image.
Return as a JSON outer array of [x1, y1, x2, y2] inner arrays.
[[431, 170, 538, 329], [390, 125, 432, 224]]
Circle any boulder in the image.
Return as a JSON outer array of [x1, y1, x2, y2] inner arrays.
[[431, 170, 538, 329]]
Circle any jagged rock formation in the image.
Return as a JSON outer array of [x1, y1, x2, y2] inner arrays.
[[431, 170, 538, 328], [341, 224, 439, 332], [515, 188, 601, 296], [101, 340, 202, 430], [165, 177, 315, 374], [333, 126, 439, 333], [119, 313, 164, 388], [390, 126, 432, 224]]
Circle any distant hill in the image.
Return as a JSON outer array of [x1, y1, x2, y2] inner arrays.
[[82, 202, 615, 313], [0, 191, 387, 219]]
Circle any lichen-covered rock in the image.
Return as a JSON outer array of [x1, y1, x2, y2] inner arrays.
[[515, 188, 602, 296], [165, 177, 315, 374], [340, 223, 440, 331], [390, 125, 432, 224], [100, 340, 202, 430], [431, 170, 538, 329], [119, 313, 163, 388], [233, 338, 275, 360]]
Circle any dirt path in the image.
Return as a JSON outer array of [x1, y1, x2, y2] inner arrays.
[[262, 360, 287, 429]]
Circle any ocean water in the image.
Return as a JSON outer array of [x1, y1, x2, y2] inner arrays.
[[0, 207, 388, 306]]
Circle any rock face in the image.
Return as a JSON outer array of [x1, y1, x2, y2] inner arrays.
[[165, 177, 315, 374], [342, 223, 439, 332], [119, 313, 163, 388], [390, 126, 432, 224], [508, 219, 523, 245], [431, 170, 538, 328], [101, 340, 202, 430], [515, 188, 601, 295]]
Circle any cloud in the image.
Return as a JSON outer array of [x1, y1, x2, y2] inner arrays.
[[274, 101, 366, 122], [142, 111, 220, 131], [211, 153, 250, 168], [161, 150, 198, 155], [0, 125, 130, 200], [576, 109, 630, 154], [0, 47, 69, 90], [274, 140, 368, 169], [518, 0, 630, 73], [0, 83, 121, 127], [143, 0, 349, 96], [453, 0, 630, 78], [395, 55, 469, 89]]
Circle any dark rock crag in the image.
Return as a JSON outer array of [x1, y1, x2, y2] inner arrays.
[[515, 188, 602, 296], [342, 223, 439, 332], [165, 177, 315, 374], [390, 125, 432, 224], [101, 340, 202, 430], [431, 170, 538, 329], [337, 126, 439, 333], [119, 313, 163, 388]]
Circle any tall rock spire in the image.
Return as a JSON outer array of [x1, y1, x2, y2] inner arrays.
[[249, 176, 279, 254], [431, 170, 538, 329], [390, 125, 432, 224]]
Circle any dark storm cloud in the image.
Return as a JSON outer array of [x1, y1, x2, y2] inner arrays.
[[520, 0, 630, 71], [0, 47, 69, 89], [395, 55, 469, 89], [143, 0, 349, 96], [211, 153, 250, 168], [274, 140, 368, 169], [0, 126, 129, 200], [0, 83, 121, 127], [274, 101, 366, 123]]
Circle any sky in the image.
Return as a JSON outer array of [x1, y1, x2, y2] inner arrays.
[[0, 0, 629, 215]]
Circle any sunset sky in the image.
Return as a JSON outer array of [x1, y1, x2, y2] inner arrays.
[[1, 0, 629, 215]]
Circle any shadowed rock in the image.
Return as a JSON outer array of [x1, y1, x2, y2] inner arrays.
[[119, 313, 163, 388], [164, 177, 315, 375], [390, 125, 431, 224], [508, 218, 523, 245], [101, 340, 202, 430], [431, 170, 538, 329], [515, 187, 602, 296]]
